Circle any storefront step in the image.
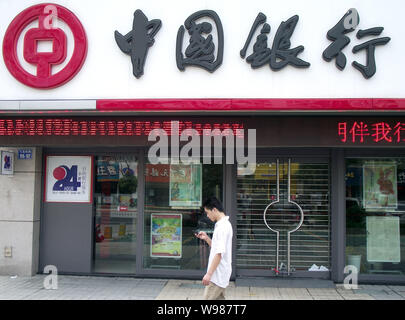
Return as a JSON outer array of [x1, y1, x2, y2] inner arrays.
[[235, 277, 335, 288]]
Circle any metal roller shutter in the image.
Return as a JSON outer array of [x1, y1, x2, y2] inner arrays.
[[236, 158, 331, 274]]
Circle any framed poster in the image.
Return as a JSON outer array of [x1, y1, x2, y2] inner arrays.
[[1, 151, 14, 175], [169, 163, 202, 207], [151, 214, 182, 258], [45, 156, 93, 203], [366, 216, 401, 263], [363, 162, 397, 211]]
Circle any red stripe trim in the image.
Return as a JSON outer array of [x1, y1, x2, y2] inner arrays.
[[96, 98, 405, 112], [373, 99, 405, 110]]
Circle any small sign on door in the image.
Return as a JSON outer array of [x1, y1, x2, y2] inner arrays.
[[18, 149, 32, 160]]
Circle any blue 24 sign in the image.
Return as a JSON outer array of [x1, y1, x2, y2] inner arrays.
[[52, 165, 81, 191], [46, 155, 92, 203]]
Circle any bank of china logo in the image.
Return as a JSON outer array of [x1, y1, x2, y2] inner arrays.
[[52, 165, 81, 191], [2, 3, 87, 89]]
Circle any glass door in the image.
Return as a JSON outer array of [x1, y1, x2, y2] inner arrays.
[[93, 154, 138, 274], [236, 157, 331, 276], [142, 158, 223, 271]]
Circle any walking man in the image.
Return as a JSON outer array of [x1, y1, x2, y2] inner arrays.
[[195, 197, 233, 300]]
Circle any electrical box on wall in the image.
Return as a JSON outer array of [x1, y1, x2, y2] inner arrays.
[[4, 246, 12, 258]]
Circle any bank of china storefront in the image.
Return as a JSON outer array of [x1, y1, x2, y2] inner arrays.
[[1, 114, 404, 284], [0, 1, 405, 285]]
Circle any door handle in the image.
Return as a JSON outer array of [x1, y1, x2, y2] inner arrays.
[[263, 158, 305, 276]]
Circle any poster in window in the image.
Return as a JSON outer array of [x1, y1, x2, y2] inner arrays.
[[1, 151, 14, 175], [45, 156, 93, 203], [97, 155, 137, 183], [96, 160, 119, 182], [366, 216, 401, 263], [151, 214, 182, 258], [169, 163, 202, 207], [363, 162, 397, 211]]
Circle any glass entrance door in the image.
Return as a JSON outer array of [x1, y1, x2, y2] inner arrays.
[[93, 154, 138, 274], [236, 158, 331, 276]]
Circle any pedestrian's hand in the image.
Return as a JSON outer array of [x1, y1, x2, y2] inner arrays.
[[202, 273, 211, 286], [195, 231, 208, 241]]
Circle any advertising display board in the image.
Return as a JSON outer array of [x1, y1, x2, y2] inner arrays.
[[45, 155, 93, 203], [367, 216, 401, 263], [151, 213, 182, 258], [363, 162, 398, 211], [169, 164, 202, 208]]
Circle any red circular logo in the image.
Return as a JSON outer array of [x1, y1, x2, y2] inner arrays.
[[53, 166, 67, 180], [2, 3, 87, 89]]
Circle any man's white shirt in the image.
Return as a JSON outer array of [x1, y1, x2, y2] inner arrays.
[[207, 216, 233, 288]]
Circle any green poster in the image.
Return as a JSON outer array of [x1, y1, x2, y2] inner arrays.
[[151, 214, 182, 258], [169, 164, 202, 207], [363, 162, 397, 211], [367, 216, 401, 263]]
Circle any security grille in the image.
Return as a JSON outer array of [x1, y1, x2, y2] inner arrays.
[[236, 159, 330, 273]]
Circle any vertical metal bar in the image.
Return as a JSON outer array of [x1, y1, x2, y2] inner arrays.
[[287, 233, 291, 276], [135, 148, 145, 275], [276, 159, 280, 202], [287, 159, 291, 275], [263, 159, 280, 275], [226, 163, 238, 280], [276, 232, 279, 274], [331, 149, 346, 282], [275, 159, 280, 272], [287, 158, 305, 276], [287, 159, 291, 202]]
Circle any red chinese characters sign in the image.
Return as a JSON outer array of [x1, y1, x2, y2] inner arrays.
[[338, 121, 405, 144], [0, 119, 244, 137], [145, 164, 170, 183]]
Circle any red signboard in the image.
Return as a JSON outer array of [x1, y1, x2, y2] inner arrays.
[[145, 164, 170, 183], [96, 98, 405, 112], [0, 119, 245, 137], [338, 121, 405, 144]]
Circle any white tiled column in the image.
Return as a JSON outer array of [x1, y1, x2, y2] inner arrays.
[[0, 147, 42, 276]]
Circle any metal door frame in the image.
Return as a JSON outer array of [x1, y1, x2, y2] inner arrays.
[[234, 150, 332, 279], [263, 158, 305, 276]]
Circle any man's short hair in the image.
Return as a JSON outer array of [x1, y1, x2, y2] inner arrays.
[[203, 197, 224, 213]]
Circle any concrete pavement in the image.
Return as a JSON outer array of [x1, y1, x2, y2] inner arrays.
[[0, 275, 405, 300]]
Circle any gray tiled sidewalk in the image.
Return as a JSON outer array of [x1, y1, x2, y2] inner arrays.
[[1, 275, 405, 300], [0, 275, 166, 300]]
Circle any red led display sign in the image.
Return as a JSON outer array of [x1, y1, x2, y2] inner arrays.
[[338, 121, 405, 143], [0, 119, 244, 137]]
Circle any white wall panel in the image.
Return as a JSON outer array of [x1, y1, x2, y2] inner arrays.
[[0, 0, 403, 100]]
